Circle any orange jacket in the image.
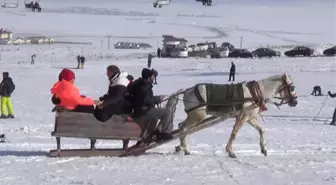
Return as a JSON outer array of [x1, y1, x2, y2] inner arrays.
[[51, 80, 94, 110]]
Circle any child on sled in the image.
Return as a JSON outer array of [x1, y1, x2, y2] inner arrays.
[[51, 69, 102, 113]]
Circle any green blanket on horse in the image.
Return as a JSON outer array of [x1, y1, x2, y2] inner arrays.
[[204, 83, 244, 113]]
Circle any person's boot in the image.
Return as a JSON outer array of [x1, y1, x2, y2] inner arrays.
[[7, 115, 14, 119], [153, 130, 173, 141], [157, 132, 173, 141], [0, 115, 7, 119], [330, 122, 336, 126]]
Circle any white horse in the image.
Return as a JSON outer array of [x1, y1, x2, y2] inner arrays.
[[175, 73, 298, 158]]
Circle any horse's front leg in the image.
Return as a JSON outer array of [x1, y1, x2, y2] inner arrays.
[[247, 117, 267, 156], [175, 118, 192, 155], [225, 116, 247, 158], [175, 111, 205, 155]]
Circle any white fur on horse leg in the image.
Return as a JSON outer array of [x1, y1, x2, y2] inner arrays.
[[226, 116, 246, 158], [247, 118, 267, 156], [175, 121, 188, 154]]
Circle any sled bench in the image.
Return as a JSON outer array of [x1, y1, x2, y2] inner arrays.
[[49, 110, 143, 157]]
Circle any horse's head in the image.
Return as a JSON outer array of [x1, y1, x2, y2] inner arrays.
[[277, 73, 298, 107]]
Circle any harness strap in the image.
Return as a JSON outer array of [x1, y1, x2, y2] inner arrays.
[[246, 81, 267, 111]]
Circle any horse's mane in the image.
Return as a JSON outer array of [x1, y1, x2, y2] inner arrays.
[[265, 73, 286, 82]]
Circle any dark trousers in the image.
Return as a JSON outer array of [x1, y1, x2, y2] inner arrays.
[[147, 60, 152, 68], [331, 108, 336, 125], [73, 105, 112, 122], [229, 72, 235, 81], [134, 108, 173, 138]]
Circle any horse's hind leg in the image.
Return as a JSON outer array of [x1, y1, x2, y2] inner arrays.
[[175, 110, 206, 155], [247, 118, 267, 156]]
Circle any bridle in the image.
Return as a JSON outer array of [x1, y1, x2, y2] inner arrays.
[[271, 76, 297, 108]]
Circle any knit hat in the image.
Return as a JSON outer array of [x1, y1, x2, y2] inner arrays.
[[60, 69, 75, 81], [126, 74, 134, 81], [58, 68, 67, 81], [141, 68, 153, 79], [107, 65, 120, 74], [2, 72, 9, 77]]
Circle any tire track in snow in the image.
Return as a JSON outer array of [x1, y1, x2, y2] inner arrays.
[[262, 114, 329, 124]]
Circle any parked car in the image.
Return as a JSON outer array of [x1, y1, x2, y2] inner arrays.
[[196, 43, 209, 51], [114, 42, 152, 49], [284, 46, 314, 57], [187, 45, 197, 52], [221, 42, 235, 52], [252, 48, 281, 58], [170, 47, 188, 58], [323, 46, 336, 56], [228, 49, 254, 58], [210, 47, 229, 58], [153, 0, 170, 8]]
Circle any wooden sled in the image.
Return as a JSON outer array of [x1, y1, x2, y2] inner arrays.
[[48, 89, 184, 157], [48, 110, 143, 157]]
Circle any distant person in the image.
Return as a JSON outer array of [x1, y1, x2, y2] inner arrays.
[[157, 48, 161, 58], [80, 55, 85, 69], [30, 54, 36, 65], [76, 55, 81, 69], [147, 54, 153, 68], [311, 86, 322, 96], [229, 61, 235, 81], [328, 91, 336, 126], [152, 68, 158, 85], [0, 72, 15, 119]]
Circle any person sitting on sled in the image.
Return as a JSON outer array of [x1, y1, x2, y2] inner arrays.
[[96, 65, 132, 121], [51, 69, 102, 111], [124, 68, 173, 142]]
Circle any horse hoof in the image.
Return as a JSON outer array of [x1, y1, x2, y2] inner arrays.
[[184, 151, 191, 155], [175, 146, 181, 153], [228, 153, 236, 158], [261, 149, 267, 156]]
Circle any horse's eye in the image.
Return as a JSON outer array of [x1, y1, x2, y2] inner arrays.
[[289, 86, 295, 92]]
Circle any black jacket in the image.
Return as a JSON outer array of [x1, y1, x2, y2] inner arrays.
[[124, 77, 160, 117], [0, 77, 15, 97], [230, 63, 235, 73], [99, 72, 130, 114]]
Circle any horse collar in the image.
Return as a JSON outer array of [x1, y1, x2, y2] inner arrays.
[[246, 81, 268, 112]]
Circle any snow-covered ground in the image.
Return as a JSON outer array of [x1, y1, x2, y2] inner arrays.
[[0, 0, 335, 185]]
